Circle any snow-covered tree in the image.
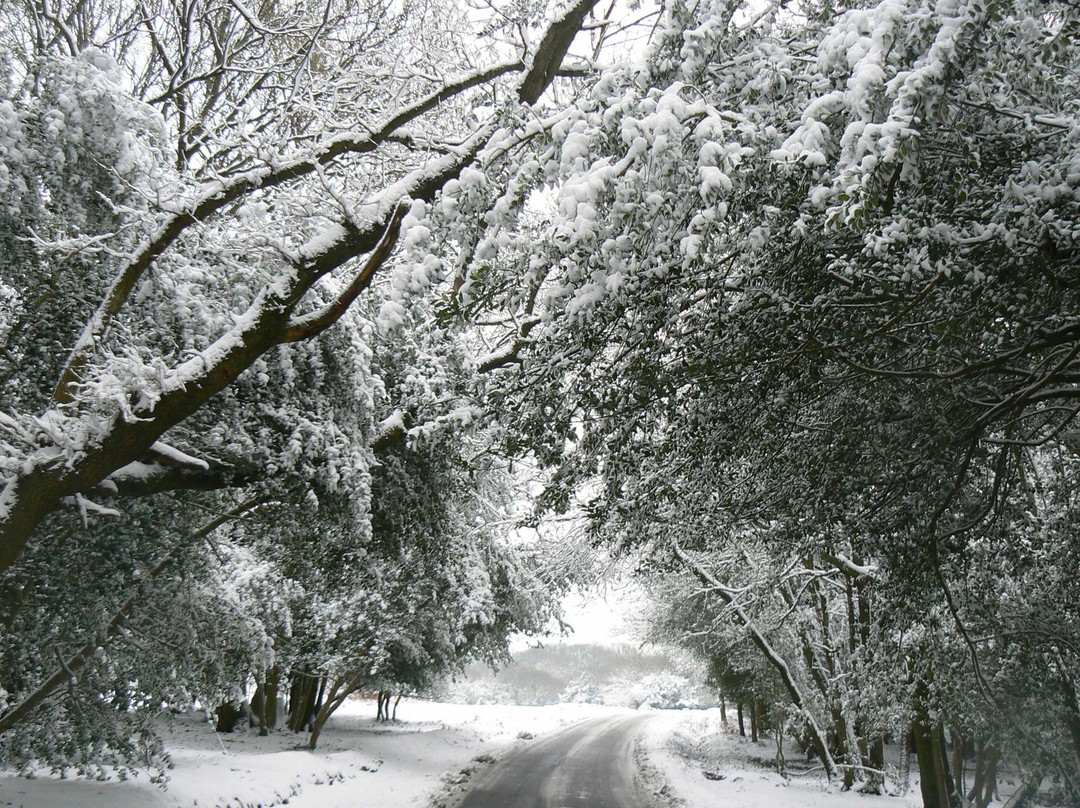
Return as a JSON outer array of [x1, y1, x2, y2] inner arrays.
[[0, 0, 605, 772], [268, 312, 561, 749], [0, 0, 603, 572], [445, 0, 1080, 803]]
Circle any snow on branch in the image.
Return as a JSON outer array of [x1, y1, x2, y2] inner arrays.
[[1, 0, 607, 579], [281, 200, 410, 343], [103, 457, 259, 498], [518, 0, 600, 104], [148, 441, 209, 471], [51, 60, 531, 405], [820, 552, 877, 580], [671, 541, 840, 781], [476, 316, 542, 373]]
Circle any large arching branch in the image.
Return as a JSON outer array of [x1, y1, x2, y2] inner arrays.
[[0, 0, 601, 577], [51, 59, 531, 404]]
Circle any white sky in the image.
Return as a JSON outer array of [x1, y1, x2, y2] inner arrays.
[[559, 587, 637, 643], [512, 577, 648, 651]]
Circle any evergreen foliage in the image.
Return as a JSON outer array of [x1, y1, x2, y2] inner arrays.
[[0, 0, 1078, 804]]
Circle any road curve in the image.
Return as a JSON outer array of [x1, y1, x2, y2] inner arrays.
[[459, 714, 651, 808]]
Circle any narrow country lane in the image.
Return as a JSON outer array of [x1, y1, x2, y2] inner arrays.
[[458, 714, 651, 808]]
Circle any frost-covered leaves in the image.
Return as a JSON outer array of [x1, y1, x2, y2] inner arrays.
[[437, 0, 1080, 793], [453, 0, 1080, 546], [0, 493, 286, 777], [271, 317, 558, 691], [0, 50, 165, 413], [0, 0, 593, 562]]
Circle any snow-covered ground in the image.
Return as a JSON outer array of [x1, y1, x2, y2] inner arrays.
[[0, 701, 1042, 808], [0, 700, 630, 808], [640, 707, 1045, 808], [639, 708, 922, 808]]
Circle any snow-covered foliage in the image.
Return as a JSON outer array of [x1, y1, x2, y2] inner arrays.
[[439, 0, 1080, 802], [268, 315, 562, 746], [0, 0, 599, 775], [3, 0, 1080, 801], [0, 0, 601, 571], [0, 50, 164, 414]]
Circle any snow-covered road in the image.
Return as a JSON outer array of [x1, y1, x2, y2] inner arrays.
[[459, 714, 649, 808], [3, 701, 1013, 808]]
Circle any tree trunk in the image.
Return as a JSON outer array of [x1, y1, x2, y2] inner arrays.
[[751, 701, 759, 742], [913, 719, 951, 808], [312, 676, 327, 731], [308, 674, 349, 750], [899, 727, 912, 797], [392, 692, 401, 721], [929, 722, 955, 808], [968, 740, 986, 808], [861, 735, 884, 794], [308, 695, 333, 750], [738, 702, 745, 737], [871, 735, 884, 771], [950, 726, 965, 797], [252, 683, 267, 734], [912, 676, 956, 808], [253, 668, 280, 735], [913, 723, 941, 808], [968, 740, 999, 808], [838, 712, 855, 790], [834, 709, 854, 790], [1059, 673, 1080, 773], [264, 667, 280, 731], [308, 667, 371, 750], [845, 576, 858, 655], [377, 690, 387, 721], [979, 746, 999, 808], [774, 705, 786, 776], [288, 672, 321, 733], [913, 717, 955, 808], [981, 756, 999, 808], [674, 543, 839, 778]]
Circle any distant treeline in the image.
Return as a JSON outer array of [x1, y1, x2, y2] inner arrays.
[[433, 642, 712, 709]]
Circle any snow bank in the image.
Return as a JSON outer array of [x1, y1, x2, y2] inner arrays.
[[640, 708, 922, 808]]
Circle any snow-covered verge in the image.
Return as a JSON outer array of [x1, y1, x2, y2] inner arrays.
[[0, 699, 629, 808], [3, 701, 1053, 808], [639, 708, 1047, 808]]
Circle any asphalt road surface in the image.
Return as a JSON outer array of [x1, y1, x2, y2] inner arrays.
[[458, 714, 651, 808]]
